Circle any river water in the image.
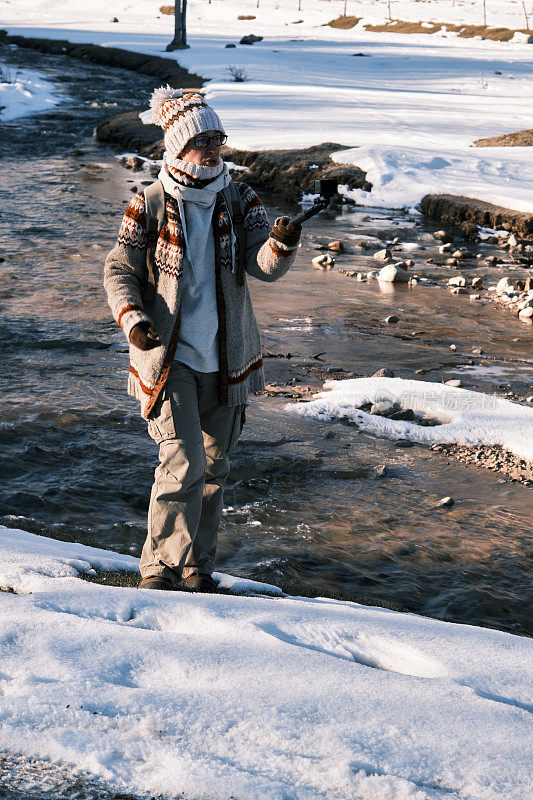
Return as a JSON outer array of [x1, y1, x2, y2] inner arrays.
[[1, 41, 532, 648]]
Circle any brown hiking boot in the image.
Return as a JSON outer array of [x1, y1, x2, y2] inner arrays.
[[182, 573, 217, 593], [139, 576, 173, 591]]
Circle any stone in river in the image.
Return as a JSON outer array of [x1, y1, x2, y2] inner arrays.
[[471, 277, 484, 288], [371, 368, 395, 377], [436, 496, 454, 508], [328, 241, 345, 252], [448, 276, 467, 287], [445, 379, 463, 387], [374, 248, 392, 262], [519, 307, 533, 320], [394, 439, 414, 447], [433, 230, 453, 243], [385, 315, 399, 324], [496, 277, 516, 294], [377, 264, 409, 283], [312, 254, 335, 269]]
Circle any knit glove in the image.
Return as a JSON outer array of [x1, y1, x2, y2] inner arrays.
[[270, 216, 302, 248], [129, 321, 162, 351]]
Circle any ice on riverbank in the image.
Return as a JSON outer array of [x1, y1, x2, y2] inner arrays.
[[0, 64, 61, 121], [286, 377, 533, 462], [1, 525, 532, 800]]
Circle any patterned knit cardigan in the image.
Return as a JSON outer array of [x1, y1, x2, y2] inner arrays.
[[104, 181, 298, 419]]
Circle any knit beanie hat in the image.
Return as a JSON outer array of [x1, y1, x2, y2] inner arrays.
[[150, 85, 225, 158]]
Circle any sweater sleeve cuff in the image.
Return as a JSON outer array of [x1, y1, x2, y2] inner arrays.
[[268, 237, 298, 258], [117, 304, 151, 340]]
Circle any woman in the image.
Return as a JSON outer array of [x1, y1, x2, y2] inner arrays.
[[104, 86, 301, 592]]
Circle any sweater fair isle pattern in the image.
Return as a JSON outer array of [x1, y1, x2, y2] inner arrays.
[[104, 181, 299, 418]]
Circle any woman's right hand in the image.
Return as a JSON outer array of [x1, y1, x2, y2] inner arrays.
[[129, 321, 162, 350]]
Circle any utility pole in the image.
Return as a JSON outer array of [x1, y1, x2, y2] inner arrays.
[[167, 0, 189, 50]]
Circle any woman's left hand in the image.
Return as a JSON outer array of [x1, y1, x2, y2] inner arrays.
[[270, 217, 302, 247]]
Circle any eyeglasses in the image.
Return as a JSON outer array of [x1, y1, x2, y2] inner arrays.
[[191, 133, 227, 148]]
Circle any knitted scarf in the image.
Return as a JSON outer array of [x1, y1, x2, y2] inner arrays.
[[166, 155, 224, 189]]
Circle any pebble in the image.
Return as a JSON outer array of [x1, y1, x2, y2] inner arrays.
[[471, 277, 484, 288], [519, 307, 533, 319], [371, 401, 401, 416], [472, 348, 483, 355], [328, 241, 345, 252], [312, 254, 335, 269], [449, 344, 457, 351], [436, 496, 454, 508], [447, 276, 466, 287], [445, 379, 463, 387], [445, 258, 459, 267], [374, 465, 388, 477], [384, 315, 399, 324], [450, 287, 468, 295], [371, 368, 395, 378], [433, 230, 453, 243]]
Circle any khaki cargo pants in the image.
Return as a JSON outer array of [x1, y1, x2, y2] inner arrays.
[[139, 361, 245, 585]]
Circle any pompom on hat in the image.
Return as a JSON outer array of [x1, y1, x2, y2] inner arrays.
[[149, 85, 225, 158]]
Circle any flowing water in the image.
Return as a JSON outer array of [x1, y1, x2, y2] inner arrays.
[[1, 41, 532, 649]]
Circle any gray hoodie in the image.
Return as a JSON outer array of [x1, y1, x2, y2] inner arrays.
[[158, 163, 232, 373]]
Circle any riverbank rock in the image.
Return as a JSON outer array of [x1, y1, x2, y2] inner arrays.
[[421, 194, 533, 239]]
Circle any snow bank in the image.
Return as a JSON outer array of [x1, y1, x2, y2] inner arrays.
[[334, 145, 533, 213], [0, 65, 61, 121], [3, 2, 533, 211], [0, 526, 532, 800], [286, 377, 533, 462]]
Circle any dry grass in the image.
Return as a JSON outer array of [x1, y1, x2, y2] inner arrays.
[[325, 16, 361, 30], [363, 19, 531, 41], [475, 128, 533, 147], [238, 15, 256, 20]]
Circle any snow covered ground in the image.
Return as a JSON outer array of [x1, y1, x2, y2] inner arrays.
[[0, 63, 61, 120], [1, 525, 532, 800], [286, 377, 533, 461], [1, 0, 532, 210]]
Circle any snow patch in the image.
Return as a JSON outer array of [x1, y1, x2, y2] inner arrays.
[[286, 377, 533, 462]]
